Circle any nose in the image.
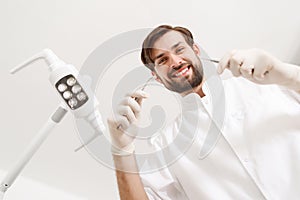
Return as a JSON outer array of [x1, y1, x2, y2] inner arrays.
[[169, 53, 183, 68]]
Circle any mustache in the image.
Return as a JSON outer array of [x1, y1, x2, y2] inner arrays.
[[168, 63, 191, 77]]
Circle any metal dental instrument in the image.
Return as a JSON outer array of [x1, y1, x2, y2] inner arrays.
[[134, 76, 154, 98], [201, 58, 219, 63], [74, 76, 155, 152]]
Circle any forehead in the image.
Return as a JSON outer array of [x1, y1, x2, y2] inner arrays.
[[152, 30, 187, 52]]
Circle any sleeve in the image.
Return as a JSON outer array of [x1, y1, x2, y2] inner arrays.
[[279, 86, 300, 104], [140, 168, 188, 200]]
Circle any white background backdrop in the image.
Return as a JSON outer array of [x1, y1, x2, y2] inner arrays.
[[0, 0, 300, 199]]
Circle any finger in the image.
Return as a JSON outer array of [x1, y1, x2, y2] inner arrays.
[[126, 90, 149, 99], [126, 90, 149, 105], [252, 64, 268, 80], [229, 53, 244, 77], [240, 63, 254, 79], [134, 96, 146, 106], [120, 96, 141, 115], [115, 115, 130, 130], [117, 105, 137, 124], [107, 116, 129, 132], [217, 49, 236, 74]]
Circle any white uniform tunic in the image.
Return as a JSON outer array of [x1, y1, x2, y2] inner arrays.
[[141, 77, 300, 200]]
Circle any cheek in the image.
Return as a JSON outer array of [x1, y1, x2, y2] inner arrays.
[[155, 67, 168, 78], [185, 51, 198, 60]]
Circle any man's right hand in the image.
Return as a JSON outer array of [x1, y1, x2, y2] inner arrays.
[[217, 49, 300, 92], [107, 90, 149, 155]]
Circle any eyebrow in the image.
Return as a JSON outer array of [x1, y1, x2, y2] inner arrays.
[[153, 42, 182, 62], [171, 42, 182, 50]]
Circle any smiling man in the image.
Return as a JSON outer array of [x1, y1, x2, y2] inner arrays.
[[107, 25, 300, 200], [145, 29, 204, 95]]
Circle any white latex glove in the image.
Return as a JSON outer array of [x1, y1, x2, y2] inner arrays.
[[217, 49, 300, 92], [107, 90, 149, 156]]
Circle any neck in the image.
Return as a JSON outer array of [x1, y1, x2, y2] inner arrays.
[[181, 78, 206, 98]]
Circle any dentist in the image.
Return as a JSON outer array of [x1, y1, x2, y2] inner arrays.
[[108, 25, 300, 200]]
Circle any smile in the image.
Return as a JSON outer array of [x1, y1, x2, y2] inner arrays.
[[173, 65, 191, 77]]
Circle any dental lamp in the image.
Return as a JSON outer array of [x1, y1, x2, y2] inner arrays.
[[0, 49, 105, 199]]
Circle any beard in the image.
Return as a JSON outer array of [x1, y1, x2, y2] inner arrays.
[[159, 57, 204, 93]]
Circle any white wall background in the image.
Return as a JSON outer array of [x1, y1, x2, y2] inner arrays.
[[0, 0, 299, 199]]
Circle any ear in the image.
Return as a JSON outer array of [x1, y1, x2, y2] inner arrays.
[[151, 71, 162, 83], [192, 43, 201, 56]]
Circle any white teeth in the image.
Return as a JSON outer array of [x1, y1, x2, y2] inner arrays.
[[175, 67, 189, 77]]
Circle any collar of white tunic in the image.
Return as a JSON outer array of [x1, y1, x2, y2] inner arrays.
[[180, 82, 212, 116]]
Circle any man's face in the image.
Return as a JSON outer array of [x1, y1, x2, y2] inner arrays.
[[151, 31, 204, 94]]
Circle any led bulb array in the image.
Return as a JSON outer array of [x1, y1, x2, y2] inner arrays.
[[55, 75, 89, 109]]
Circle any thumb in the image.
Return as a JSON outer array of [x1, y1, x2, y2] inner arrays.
[[217, 50, 237, 74], [130, 90, 150, 105]]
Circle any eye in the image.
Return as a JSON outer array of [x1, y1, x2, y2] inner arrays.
[[175, 47, 184, 54], [157, 57, 168, 65]]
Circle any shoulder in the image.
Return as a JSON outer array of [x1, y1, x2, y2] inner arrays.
[[222, 77, 300, 106], [222, 77, 280, 97]]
